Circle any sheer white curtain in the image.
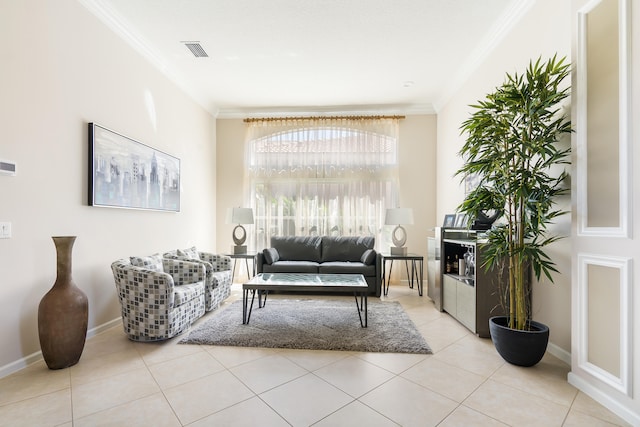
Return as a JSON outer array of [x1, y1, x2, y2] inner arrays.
[[244, 116, 400, 250]]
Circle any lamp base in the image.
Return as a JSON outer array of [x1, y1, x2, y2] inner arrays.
[[233, 245, 247, 254], [390, 246, 407, 255]]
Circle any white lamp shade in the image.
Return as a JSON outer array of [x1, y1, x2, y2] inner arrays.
[[230, 207, 254, 224], [385, 208, 414, 225]]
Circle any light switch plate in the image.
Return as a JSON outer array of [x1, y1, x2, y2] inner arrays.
[[0, 222, 11, 238]]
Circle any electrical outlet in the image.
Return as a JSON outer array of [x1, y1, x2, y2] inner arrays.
[[0, 222, 11, 238]]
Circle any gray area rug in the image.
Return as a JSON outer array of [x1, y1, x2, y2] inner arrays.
[[180, 298, 432, 354]]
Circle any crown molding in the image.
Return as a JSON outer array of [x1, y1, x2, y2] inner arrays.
[[78, 0, 216, 116], [433, 0, 535, 112]]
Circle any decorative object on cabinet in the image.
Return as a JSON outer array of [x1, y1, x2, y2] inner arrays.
[[470, 210, 500, 231], [229, 207, 254, 254], [38, 236, 88, 369], [385, 208, 413, 255], [455, 55, 572, 366], [442, 214, 456, 227], [88, 123, 180, 212], [454, 213, 468, 228]]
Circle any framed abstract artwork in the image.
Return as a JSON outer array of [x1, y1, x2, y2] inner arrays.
[[88, 123, 180, 212]]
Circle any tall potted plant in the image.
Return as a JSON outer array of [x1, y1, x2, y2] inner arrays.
[[455, 55, 572, 366]]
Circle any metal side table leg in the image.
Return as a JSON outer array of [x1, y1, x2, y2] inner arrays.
[[419, 259, 424, 296], [405, 260, 412, 289], [386, 259, 394, 296]]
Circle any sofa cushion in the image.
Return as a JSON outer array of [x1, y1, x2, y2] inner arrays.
[[173, 282, 205, 307], [321, 236, 375, 262], [262, 260, 319, 273], [130, 254, 164, 272], [271, 236, 322, 262], [361, 249, 376, 265], [177, 246, 199, 260], [318, 261, 376, 277], [263, 248, 280, 265]]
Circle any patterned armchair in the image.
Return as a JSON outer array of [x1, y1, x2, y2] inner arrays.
[[111, 254, 206, 342], [163, 247, 232, 311]]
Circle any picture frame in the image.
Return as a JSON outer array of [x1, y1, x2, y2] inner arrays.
[[443, 214, 456, 227], [88, 123, 181, 212], [455, 213, 469, 228]]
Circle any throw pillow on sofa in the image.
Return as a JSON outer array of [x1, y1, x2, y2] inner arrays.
[[263, 248, 280, 264], [177, 246, 199, 260], [361, 249, 376, 265], [130, 254, 164, 271]]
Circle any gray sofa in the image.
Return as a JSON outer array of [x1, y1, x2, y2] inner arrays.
[[256, 236, 381, 296]]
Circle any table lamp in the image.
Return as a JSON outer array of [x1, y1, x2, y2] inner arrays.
[[230, 207, 254, 254], [385, 208, 413, 255]]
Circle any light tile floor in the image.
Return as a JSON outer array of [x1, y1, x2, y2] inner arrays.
[[0, 283, 631, 427]]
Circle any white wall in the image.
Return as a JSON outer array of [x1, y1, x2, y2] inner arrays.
[[436, 0, 573, 353], [216, 116, 437, 266], [0, 0, 217, 374]]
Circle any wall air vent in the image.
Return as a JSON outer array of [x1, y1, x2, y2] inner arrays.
[[182, 41, 208, 58], [0, 160, 16, 176]]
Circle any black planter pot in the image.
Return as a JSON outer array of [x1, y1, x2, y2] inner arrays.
[[489, 316, 549, 367]]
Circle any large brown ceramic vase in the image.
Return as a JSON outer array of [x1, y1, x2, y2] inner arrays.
[[38, 236, 88, 369]]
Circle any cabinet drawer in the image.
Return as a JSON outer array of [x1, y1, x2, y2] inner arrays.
[[443, 275, 457, 316], [456, 280, 476, 332]]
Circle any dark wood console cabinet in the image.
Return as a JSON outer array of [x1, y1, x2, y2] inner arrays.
[[428, 227, 506, 338]]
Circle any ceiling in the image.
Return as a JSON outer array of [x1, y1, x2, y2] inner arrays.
[[80, 0, 532, 117]]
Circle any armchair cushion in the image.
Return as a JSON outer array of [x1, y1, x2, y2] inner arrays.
[[130, 254, 163, 271], [173, 282, 205, 307]]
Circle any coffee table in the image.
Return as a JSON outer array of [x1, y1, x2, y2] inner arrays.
[[242, 273, 369, 327]]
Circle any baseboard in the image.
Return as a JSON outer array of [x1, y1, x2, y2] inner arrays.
[[568, 372, 640, 426], [0, 350, 45, 380], [547, 342, 571, 365], [87, 317, 122, 337], [0, 317, 122, 379]]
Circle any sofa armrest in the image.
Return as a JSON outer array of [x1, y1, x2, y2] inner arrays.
[[162, 259, 206, 286], [256, 251, 266, 274], [375, 252, 382, 297], [199, 252, 232, 272], [111, 261, 177, 308]]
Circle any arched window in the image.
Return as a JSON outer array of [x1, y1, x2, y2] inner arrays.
[[245, 117, 400, 250]]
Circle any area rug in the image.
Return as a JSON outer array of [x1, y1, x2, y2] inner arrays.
[[179, 298, 431, 354]]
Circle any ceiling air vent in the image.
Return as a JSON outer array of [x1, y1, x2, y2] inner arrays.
[[182, 41, 208, 58]]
